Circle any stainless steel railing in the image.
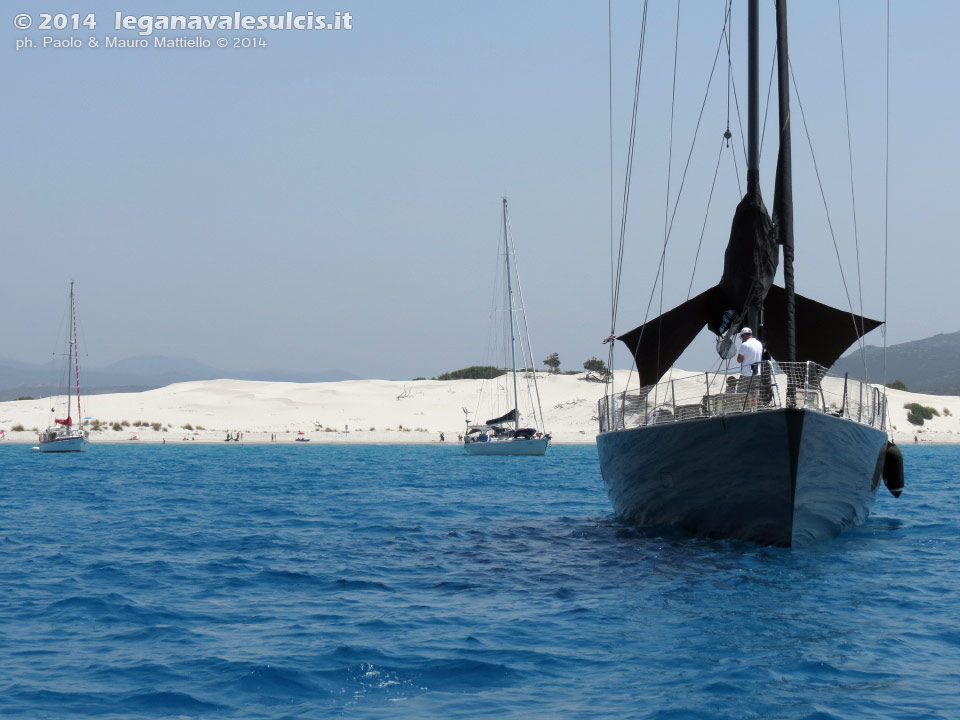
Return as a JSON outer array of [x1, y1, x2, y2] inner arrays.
[[598, 361, 886, 433]]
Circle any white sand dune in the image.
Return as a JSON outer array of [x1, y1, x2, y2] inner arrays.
[[1, 370, 956, 445]]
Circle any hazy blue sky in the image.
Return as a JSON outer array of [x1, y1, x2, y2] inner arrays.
[[3, 1, 957, 380]]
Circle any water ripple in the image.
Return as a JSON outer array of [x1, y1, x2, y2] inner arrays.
[[0, 444, 958, 718]]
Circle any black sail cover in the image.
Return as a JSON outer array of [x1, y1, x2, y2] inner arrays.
[[615, 0, 881, 387], [763, 285, 882, 369], [616, 185, 881, 385], [712, 184, 779, 334], [617, 186, 778, 387], [616, 287, 721, 387], [485, 408, 517, 426]]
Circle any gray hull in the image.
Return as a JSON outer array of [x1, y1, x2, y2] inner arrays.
[[597, 409, 887, 546]]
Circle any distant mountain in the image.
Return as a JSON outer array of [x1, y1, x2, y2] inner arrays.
[[832, 330, 960, 395], [0, 355, 360, 401]]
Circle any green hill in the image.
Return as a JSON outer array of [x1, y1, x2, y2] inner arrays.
[[831, 330, 960, 395]]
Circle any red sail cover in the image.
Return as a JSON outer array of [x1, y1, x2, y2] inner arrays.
[[55, 417, 73, 426]]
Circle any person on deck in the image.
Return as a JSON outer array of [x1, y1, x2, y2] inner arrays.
[[737, 327, 763, 406]]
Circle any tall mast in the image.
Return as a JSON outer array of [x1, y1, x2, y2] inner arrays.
[[503, 197, 520, 432], [774, 0, 796, 361], [747, 0, 760, 194], [70, 282, 81, 423]]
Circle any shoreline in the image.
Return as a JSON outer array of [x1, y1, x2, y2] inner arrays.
[[1, 373, 957, 447]]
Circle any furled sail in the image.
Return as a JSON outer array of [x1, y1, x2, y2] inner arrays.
[[617, 183, 779, 386], [485, 408, 517, 426], [616, 59, 879, 386], [711, 184, 778, 335]]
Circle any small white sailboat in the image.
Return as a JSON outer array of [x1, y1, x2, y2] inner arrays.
[[38, 282, 89, 453], [464, 198, 550, 456]]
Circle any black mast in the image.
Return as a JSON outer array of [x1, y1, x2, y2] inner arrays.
[[745, 0, 762, 337], [773, 0, 796, 362], [747, 0, 760, 191]]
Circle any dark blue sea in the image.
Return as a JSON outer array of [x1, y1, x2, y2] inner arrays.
[[1, 444, 958, 719]]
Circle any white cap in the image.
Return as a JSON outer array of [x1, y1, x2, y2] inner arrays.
[[740, 327, 752, 335]]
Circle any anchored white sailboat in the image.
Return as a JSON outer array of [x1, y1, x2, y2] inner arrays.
[[464, 198, 550, 456], [38, 282, 89, 453]]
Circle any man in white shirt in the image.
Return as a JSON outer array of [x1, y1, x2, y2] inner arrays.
[[736, 327, 763, 406], [737, 327, 763, 376]]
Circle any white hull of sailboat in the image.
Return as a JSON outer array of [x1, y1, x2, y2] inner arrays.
[[463, 437, 550, 456], [37, 433, 89, 453]]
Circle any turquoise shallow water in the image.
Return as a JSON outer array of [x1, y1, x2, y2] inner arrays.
[[0, 443, 958, 719]]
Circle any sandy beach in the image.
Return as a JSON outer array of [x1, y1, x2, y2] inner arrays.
[[1, 370, 957, 446]]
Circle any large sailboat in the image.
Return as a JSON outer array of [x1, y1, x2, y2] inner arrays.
[[38, 282, 89, 453], [597, 0, 903, 545], [464, 198, 550, 456]]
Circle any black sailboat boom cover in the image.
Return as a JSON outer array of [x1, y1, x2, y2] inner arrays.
[[485, 408, 517, 426]]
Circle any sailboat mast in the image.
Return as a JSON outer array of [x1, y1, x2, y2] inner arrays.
[[744, 0, 766, 339], [503, 197, 520, 432], [747, 0, 760, 192], [70, 282, 81, 422], [774, 0, 796, 362]]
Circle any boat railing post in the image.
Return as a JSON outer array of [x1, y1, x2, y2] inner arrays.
[[804, 361, 810, 405], [768, 361, 781, 408], [704, 371, 710, 417], [671, 380, 677, 422], [841, 373, 848, 418], [858, 379, 863, 422]]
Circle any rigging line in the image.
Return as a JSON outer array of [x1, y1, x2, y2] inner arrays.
[[610, 0, 649, 332], [725, 2, 748, 170], [687, 136, 727, 299], [658, 0, 682, 381], [836, 0, 868, 381], [608, 0, 615, 398], [883, 0, 890, 388], [477, 210, 508, 419], [505, 212, 547, 432], [725, 0, 732, 131], [759, 40, 777, 159], [611, 0, 650, 399], [727, 123, 743, 196], [663, 7, 729, 251], [633, 7, 732, 380], [789, 57, 867, 357], [663, 0, 682, 259], [652, 10, 731, 291]]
